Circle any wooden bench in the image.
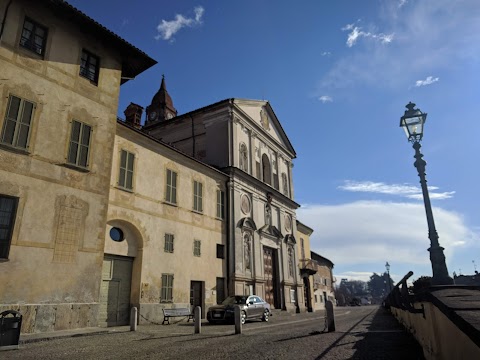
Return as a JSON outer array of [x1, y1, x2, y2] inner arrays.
[[162, 308, 194, 325]]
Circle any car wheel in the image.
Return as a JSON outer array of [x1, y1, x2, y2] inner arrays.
[[262, 309, 269, 322], [241, 311, 246, 325]]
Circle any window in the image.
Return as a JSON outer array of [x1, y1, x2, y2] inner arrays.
[[193, 239, 201, 257], [80, 49, 100, 84], [216, 244, 225, 259], [67, 120, 91, 168], [216, 277, 225, 304], [216, 190, 225, 219], [0, 195, 18, 259], [164, 233, 174, 253], [239, 143, 248, 172], [282, 173, 289, 196], [20, 18, 48, 56], [315, 295, 318, 303], [301, 238, 305, 260], [165, 169, 177, 204], [262, 154, 271, 185], [118, 150, 135, 190], [1, 95, 35, 150], [193, 181, 203, 212], [161, 274, 174, 302]]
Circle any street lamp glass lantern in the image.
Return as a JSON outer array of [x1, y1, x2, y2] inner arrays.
[[400, 102, 427, 142], [385, 262, 390, 272]]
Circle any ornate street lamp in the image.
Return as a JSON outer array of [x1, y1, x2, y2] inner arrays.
[[385, 262, 392, 292], [400, 102, 453, 285]]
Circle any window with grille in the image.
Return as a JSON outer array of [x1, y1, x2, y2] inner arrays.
[[165, 169, 177, 204], [0, 195, 18, 259], [20, 18, 48, 56], [1, 95, 35, 150], [118, 150, 134, 190], [80, 49, 100, 84], [164, 233, 174, 253], [161, 274, 174, 302], [67, 120, 91, 168], [193, 181, 203, 212], [216, 190, 225, 219], [193, 239, 201, 257]]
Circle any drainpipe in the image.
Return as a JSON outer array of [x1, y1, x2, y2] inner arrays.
[[0, 1, 13, 42]]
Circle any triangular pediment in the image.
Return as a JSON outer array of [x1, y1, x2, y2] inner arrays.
[[233, 99, 296, 157]]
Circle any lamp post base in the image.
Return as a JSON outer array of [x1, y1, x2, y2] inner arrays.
[[429, 245, 453, 285]]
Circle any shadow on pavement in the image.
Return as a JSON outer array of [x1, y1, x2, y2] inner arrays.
[[315, 307, 425, 360]]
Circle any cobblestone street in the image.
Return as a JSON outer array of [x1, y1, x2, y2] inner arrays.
[[3, 306, 424, 360]]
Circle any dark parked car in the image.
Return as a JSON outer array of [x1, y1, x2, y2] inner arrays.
[[207, 295, 271, 324]]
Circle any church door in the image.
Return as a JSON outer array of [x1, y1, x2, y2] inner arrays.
[[263, 247, 277, 307]]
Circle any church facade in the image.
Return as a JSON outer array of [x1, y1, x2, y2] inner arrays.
[[144, 81, 304, 313]]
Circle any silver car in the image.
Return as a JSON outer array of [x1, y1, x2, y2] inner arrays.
[[207, 295, 271, 324]]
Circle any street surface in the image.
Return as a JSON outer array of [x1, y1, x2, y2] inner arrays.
[[4, 306, 424, 359]]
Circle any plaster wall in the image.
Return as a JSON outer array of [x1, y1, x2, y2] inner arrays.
[[0, 0, 123, 333], [296, 225, 315, 312], [107, 127, 227, 323], [313, 265, 336, 310], [391, 304, 480, 360]]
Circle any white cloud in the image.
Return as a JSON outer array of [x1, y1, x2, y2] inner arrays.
[[297, 201, 478, 276], [415, 76, 440, 87], [335, 271, 374, 282], [407, 192, 455, 200], [398, 0, 408, 8], [339, 180, 454, 200], [318, 0, 480, 91], [321, 51, 331, 56], [342, 24, 394, 47], [155, 6, 205, 41], [319, 95, 333, 103]]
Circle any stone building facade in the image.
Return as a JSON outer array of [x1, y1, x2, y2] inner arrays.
[[104, 119, 228, 325], [311, 251, 336, 310], [0, 0, 155, 332], [0, 0, 311, 333], [144, 89, 303, 313], [296, 220, 316, 312]]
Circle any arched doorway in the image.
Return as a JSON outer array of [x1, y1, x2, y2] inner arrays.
[[99, 220, 143, 326]]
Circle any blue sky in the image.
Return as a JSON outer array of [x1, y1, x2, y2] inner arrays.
[[68, 0, 480, 284]]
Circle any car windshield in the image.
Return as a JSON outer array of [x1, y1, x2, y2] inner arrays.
[[221, 296, 248, 305]]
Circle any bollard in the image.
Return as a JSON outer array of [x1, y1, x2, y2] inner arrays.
[[234, 305, 242, 334], [130, 307, 137, 331], [194, 306, 201, 334], [325, 300, 335, 332]]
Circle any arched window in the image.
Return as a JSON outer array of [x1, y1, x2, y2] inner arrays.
[[262, 154, 271, 185], [282, 173, 289, 196], [239, 143, 248, 172]]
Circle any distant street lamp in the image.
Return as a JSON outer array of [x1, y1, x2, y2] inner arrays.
[[385, 262, 392, 292], [399, 102, 453, 285]]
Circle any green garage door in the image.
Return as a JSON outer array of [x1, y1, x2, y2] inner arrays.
[[99, 255, 133, 326]]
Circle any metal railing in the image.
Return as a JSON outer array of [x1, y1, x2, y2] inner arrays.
[[384, 271, 425, 318]]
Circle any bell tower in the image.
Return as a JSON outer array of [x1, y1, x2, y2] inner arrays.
[[145, 75, 177, 126]]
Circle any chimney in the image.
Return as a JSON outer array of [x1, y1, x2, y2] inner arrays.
[[124, 103, 144, 129]]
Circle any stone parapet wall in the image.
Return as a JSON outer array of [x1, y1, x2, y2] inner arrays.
[[391, 303, 480, 360]]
